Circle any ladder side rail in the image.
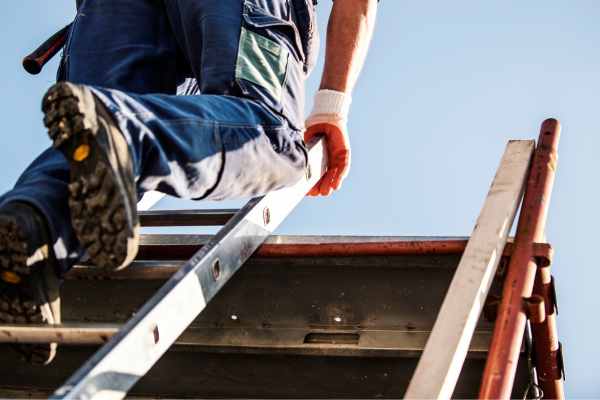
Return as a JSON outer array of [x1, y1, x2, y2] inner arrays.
[[404, 139, 535, 400], [479, 119, 563, 399], [51, 135, 328, 400]]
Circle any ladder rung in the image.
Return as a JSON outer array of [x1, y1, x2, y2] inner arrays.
[[138, 209, 238, 227], [0, 324, 120, 344], [0, 324, 500, 359]]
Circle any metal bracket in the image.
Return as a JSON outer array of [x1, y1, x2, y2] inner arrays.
[[550, 275, 559, 316], [533, 243, 553, 268], [521, 295, 546, 324], [496, 242, 553, 278], [557, 341, 565, 381], [495, 256, 510, 278], [497, 241, 514, 278], [483, 294, 546, 324], [483, 294, 502, 323]]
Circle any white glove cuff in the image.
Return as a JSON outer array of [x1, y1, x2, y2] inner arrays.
[[307, 89, 352, 119]]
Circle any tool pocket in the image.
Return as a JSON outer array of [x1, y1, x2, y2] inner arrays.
[[236, 27, 289, 102], [236, 1, 306, 130]]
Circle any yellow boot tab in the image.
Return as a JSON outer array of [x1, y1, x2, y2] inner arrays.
[[74, 144, 90, 162]]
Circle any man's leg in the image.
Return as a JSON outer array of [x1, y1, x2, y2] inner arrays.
[[87, 87, 307, 201], [0, 149, 68, 364], [0, 148, 82, 276], [1, 0, 196, 277], [47, 0, 310, 269], [1, 0, 314, 363], [0, 0, 194, 363], [68, 0, 311, 201]]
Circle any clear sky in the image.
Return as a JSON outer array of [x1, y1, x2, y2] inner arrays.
[[0, 0, 597, 397]]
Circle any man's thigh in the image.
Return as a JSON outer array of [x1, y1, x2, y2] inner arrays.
[[90, 87, 307, 201]]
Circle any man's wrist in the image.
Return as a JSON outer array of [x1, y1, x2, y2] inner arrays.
[[307, 89, 352, 119]]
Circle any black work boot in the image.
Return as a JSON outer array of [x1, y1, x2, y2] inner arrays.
[[0, 202, 60, 365], [43, 82, 139, 271]]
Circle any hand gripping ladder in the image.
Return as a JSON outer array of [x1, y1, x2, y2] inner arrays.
[[43, 136, 327, 399]]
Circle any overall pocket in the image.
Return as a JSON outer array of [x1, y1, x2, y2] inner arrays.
[[236, 1, 306, 130], [236, 27, 289, 102]]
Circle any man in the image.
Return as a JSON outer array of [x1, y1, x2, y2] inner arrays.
[[0, 0, 377, 364]]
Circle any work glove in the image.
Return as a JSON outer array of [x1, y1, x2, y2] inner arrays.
[[304, 89, 352, 196]]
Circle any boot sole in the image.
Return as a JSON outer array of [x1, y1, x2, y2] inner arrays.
[[0, 218, 56, 365], [43, 83, 138, 271]]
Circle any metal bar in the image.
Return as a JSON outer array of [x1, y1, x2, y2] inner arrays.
[[479, 119, 562, 399], [0, 323, 496, 358], [51, 135, 329, 400], [138, 209, 238, 227], [65, 237, 473, 280], [0, 324, 120, 345], [135, 234, 469, 245], [133, 238, 470, 260], [67, 260, 186, 280], [404, 140, 535, 400]]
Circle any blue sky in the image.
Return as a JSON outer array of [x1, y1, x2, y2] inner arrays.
[[0, 0, 598, 397]]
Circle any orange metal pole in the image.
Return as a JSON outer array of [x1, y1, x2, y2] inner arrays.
[[479, 119, 562, 399], [531, 265, 564, 397], [135, 239, 469, 260]]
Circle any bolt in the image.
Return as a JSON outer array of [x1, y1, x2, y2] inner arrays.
[[211, 259, 221, 281]]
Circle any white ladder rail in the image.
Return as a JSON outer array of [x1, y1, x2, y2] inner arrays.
[[404, 140, 535, 399]]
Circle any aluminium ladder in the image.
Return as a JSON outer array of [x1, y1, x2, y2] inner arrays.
[[0, 121, 564, 399]]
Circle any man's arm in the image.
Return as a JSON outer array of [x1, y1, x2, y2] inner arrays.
[[304, 0, 378, 196], [320, 0, 378, 94]]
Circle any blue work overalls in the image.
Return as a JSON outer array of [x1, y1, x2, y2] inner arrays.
[[0, 0, 319, 276]]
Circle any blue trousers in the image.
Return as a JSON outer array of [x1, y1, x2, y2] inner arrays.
[[0, 0, 319, 276]]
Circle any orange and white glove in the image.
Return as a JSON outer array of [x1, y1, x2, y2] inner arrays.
[[304, 89, 352, 196]]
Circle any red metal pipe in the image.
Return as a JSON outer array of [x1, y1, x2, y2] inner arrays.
[[479, 119, 562, 399], [531, 264, 564, 397], [135, 240, 469, 260]]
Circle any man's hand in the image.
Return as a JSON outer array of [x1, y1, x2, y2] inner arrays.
[[304, 122, 350, 196], [304, 90, 352, 196], [306, 0, 377, 196]]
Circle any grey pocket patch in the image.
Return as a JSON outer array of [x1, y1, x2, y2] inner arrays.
[[235, 27, 289, 101]]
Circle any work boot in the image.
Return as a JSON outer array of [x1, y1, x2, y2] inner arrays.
[[0, 202, 60, 365], [43, 82, 139, 271]]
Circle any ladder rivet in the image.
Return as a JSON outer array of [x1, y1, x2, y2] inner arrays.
[[212, 259, 221, 282], [263, 207, 271, 226], [150, 325, 159, 346], [306, 163, 312, 181]]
